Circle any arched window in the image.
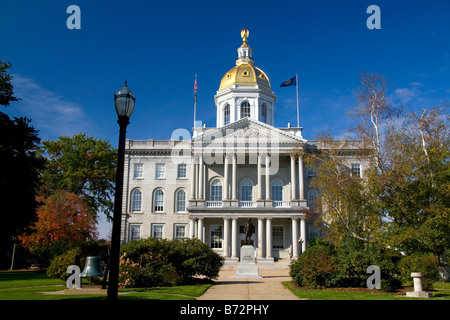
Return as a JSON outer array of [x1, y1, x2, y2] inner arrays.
[[154, 189, 164, 212], [240, 101, 250, 119], [223, 104, 230, 125], [241, 179, 253, 201], [260, 103, 267, 123], [307, 190, 318, 210], [131, 189, 142, 212], [176, 189, 186, 213], [271, 180, 283, 202], [211, 179, 223, 202]]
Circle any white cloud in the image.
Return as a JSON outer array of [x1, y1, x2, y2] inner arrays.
[[391, 88, 416, 105], [11, 74, 93, 139]]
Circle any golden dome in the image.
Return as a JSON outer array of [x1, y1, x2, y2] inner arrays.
[[219, 64, 271, 90], [218, 29, 271, 91]]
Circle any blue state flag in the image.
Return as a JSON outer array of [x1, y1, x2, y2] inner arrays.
[[280, 76, 296, 87]]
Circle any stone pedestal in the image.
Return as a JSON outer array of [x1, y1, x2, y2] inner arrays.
[[406, 272, 432, 298], [233, 245, 262, 278]]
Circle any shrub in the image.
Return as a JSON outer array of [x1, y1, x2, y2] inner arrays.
[[332, 239, 402, 290], [46, 240, 109, 280], [290, 242, 336, 288], [119, 238, 224, 287], [369, 249, 403, 291], [118, 254, 142, 288], [333, 243, 372, 287], [46, 248, 83, 280], [398, 252, 440, 290], [290, 238, 403, 291], [174, 238, 224, 280]]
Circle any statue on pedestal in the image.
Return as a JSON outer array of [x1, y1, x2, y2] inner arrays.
[[244, 218, 255, 245]]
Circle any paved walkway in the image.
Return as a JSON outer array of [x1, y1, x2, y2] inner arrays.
[[197, 262, 299, 300]]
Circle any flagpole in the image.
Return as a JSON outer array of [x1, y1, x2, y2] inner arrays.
[[296, 71, 299, 127], [193, 73, 197, 128]]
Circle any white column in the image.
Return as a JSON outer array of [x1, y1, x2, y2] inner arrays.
[[231, 218, 238, 259], [298, 155, 305, 200], [292, 218, 299, 259], [265, 154, 270, 200], [190, 156, 197, 199], [300, 218, 306, 253], [257, 218, 265, 259], [232, 153, 237, 200], [199, 154, 204, 199], [198, 218, 204, 242], [257, 154, 262, 200], [266, 218, 272, 259], [290, 154, 297, 200], [223, 218, 230, 258], [224, 154, 229, 200], [189, 218, 196, 238]]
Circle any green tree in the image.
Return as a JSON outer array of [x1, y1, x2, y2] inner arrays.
[[39, 133, 117, 220], [350, 72, 450, 281], [299, 136, 385, 247], [381, 106, 450, 281], [302, 71, 450, 281], [0, 58, 20, 106], [0, 59, 44, 268]]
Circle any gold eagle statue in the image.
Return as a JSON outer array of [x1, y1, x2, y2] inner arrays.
[[241, 29, 249, 46]]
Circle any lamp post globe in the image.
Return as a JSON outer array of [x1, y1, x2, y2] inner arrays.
[[114, 81, 135, 118], [107, 81, 135, 300]]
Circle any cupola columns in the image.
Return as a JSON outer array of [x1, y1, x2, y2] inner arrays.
[[237, 29, 254, 66]]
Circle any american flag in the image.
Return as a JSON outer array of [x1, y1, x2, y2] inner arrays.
[[194, 74, 197, 103]]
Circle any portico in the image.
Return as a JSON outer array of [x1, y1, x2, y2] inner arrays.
[[187, 214, 307, 261]]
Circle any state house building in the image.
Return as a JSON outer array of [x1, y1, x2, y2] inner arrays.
[[120, 30, 365, 262]]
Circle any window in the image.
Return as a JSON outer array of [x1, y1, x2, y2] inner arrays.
[[133, 163, 143, 179], [152, 224, 163, 239], [260, 103, 267, 123], [177, 163, 187, 178], [309, 226, 320, 242], [210, 225, 223, 249], [307, 190, 318, 210], [174, 225, 186, 240], [271, 180, 283, 202], [154, 189, 164, 212], [306, 166, 315, 176], [223, 104, 230, 125], [241, 179, 253, 201], [176, 189, 186, 212], [240, 101, 250, 118], [211, 179, 223, 201], [272, 226, 284, 249], [351, 163, 361, 178], [131, 189, 142, 212], [130, 225, 141, 241], [155, 163, 165, 179]]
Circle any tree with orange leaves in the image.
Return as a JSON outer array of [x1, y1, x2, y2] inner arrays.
[[20, 190, 98, 253]]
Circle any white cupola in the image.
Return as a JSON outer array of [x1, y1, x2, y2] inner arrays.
[[214, 29, 277, 128]]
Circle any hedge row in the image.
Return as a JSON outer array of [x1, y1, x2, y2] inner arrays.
[[289, 239, 440, 291]]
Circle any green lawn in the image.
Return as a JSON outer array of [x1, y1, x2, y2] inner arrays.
[[0, 271, 211, 300], [3, 270, 450, 300], [283, 281, 450, 300]]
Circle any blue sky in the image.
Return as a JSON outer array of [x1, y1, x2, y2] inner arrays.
[[2, 0, 449, 238]]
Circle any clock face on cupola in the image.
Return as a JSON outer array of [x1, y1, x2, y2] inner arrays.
[[214, 29, 277, 128]]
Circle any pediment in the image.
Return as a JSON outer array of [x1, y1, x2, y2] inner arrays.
[[192, 118, 306, 150]]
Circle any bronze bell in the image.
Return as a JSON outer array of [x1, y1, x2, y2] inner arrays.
[[80, 256, 104, 278]]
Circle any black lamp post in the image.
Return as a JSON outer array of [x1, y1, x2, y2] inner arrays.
[[107, 81, 135, 300]]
